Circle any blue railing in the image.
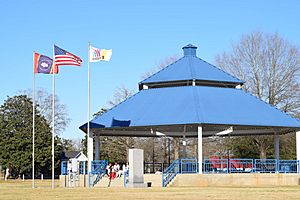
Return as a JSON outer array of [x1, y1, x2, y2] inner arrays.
[[144, 162, 170, 173], [204, 159, 228, 173], [89, 160, 108, 187], [181, 158, 198, 173], [229, 159, 253, 173], [162, 159, 180, 187], [203, 158, 299, 174], [254, 159, 277, 173], [278, 160, 299, 173], [91, 160, 108, 174], [123, 170, 129, 187], [162, 158, 197, 187]]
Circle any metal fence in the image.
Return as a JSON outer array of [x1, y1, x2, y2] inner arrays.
[[254, 159, 277, 173], [144, 162, 170, 173], [229, 159, 253, 173], [181, 158, 198, 173], [204, 159, 228, 173], [278, 160, 299, 173], [203, 158, 300, 174], [162, 159, 181, 187], [91, 160, 107, 174]]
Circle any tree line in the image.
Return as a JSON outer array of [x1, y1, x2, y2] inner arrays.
[[0, 91, 73, 178]]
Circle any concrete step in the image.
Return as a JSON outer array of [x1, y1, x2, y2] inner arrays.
[[94, 174, 163, 188], [94, 176, 124, 187]]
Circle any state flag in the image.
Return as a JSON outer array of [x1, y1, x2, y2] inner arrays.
[[34, 53, 58, 74]]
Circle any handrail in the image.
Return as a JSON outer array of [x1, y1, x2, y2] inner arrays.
[[124, 170, 129, 188], [162, 159, 180, 187], [89, 160, 108, 187]]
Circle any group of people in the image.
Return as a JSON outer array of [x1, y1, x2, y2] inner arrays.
[[106, 162, 128, 180]]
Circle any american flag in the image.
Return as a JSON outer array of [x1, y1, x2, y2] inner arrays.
[[54, 45, 82, 66]]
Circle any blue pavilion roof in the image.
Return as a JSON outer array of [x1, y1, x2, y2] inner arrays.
[[139, 44, 243, 86], [81, 86, 300, 129]]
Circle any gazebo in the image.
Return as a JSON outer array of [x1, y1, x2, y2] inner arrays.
[[80, 44, 300, 174]]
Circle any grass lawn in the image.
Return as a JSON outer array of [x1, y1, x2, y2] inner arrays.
[[1, 179, 300, 200]]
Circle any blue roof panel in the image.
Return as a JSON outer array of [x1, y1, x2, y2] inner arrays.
[[87, 86, 300, 129], [140, 56, 243, 84]]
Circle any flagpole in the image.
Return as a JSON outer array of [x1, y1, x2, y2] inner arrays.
[[52, 46, 55, 189], [87, 42, 91, 176], [32, 51, 35, 189]]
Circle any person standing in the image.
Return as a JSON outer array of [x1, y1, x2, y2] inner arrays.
[[106, 163, 111, 177], [5, 167, 10, 181]]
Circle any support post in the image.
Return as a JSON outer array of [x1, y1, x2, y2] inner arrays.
[[297, 131, 300, 162], [95, 135, 100, 160], [182, 135, 187, 158], [274, 133, 280, 160], [296, 131, 300, 173], [87, 132, 93, 173], [168, 137, 171, 166], [198, 126, 202, 174]]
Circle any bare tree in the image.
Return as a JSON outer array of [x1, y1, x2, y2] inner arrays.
[[107, 86, 135, 107], [141, 55, 179, 79], [93, 86, 136, 162], [215, 31, 300, 159], [22, 88, 70, 135]]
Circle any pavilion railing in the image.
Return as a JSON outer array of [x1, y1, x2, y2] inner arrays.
[[162, 159, 180, 187], [144, 162, 170, 174], [123, 169, 129, 188], [204, 159, 228, 173], [181, 158, 198, 174], [88, 160, 108, 187], [202, 158, 300, 174], [254, 159, 277, 173], [278, 160, 299, 173], [162, 158, 197, 187], [229, 159, 253, 173]]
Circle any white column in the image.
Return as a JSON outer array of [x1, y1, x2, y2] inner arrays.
[[87, 131, 93, 172], [296, 131, 300, 161], [274, 133, 280, 160], [95, 135, 100, 160], [198, 126, 202, 174]]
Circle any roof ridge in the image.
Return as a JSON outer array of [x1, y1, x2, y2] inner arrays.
[[188, 56, 195, 79], [196, 57, 244, 83], [139, 56, 184, 84]]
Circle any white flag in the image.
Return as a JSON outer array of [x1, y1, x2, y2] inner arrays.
[[89, 46, 112, 62]]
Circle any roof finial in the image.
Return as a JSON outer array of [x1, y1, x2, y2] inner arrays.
[[182, 44, 197, 56]]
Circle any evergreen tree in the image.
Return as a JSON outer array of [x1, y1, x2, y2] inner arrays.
[[0, 95, 62, 178]]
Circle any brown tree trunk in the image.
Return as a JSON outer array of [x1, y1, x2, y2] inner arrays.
[[253, 137, 270, 159], [193, 138, 198, 158], [173, 138, 179, 160], [259, 146, 267, 159]]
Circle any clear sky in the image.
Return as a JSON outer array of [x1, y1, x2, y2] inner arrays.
[[1, 0, 300, 139]]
